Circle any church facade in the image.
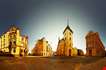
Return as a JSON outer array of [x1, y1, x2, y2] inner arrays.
[[56, 25, 77, 56]]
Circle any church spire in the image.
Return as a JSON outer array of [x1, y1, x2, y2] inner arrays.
[[63, 16, 73, 34], [67, 16, 70, 26]]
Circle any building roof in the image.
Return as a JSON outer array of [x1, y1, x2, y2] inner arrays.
[[0, 25, 20, 37], [86, 31, 98, 38], [9, 24, 19, 30], [58, 38, 65, 44], [63, 25, 73, 34]]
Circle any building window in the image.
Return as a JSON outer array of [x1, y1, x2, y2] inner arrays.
[[70, 38, 71, 40], [14, 41, 16, 45], [70, 33, 71, 35], [13, 48, 16, 53], [65, 37, 66, 40], [24, 50, 26, 53]]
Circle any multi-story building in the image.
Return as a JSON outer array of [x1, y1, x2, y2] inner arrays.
[[0, 25, 28, 56], [32, 37, 53, 56], [56, 39, 65, 56], [85, 31, 105, 56], [56, 25, 78, 56]]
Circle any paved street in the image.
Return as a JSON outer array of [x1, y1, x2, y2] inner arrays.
[[0, 56, 106, 70]]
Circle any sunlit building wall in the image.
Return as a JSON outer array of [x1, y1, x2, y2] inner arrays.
[[56, 39, 65, 56], [21, 36, 28, 56], [0, 25, 28, 56], [47, 44, 53, 56], [0, 38, 1, 50], [56, 25, 78, 56], [32, 37, 53, 56], [32, 39, 43, 56], [86, 31, 105, 56]]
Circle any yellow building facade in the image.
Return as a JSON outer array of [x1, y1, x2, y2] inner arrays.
[[0, 25, 28, 56], [32, 37, 53, 56], [56, 25, 78, 56]]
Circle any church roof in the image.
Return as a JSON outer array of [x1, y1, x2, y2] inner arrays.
[[63, 25, 73, 34]]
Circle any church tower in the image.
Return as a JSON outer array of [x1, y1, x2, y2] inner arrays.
[[63, 18, 73, 56], [56, 18, 78, 56]]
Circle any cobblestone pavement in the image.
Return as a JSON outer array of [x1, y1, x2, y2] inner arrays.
[[0, 56, 106, 70]]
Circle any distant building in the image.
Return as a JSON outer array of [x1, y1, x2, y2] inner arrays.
[[85, 31, 105, 56], [0, 25, 28, 56], [56, 39, 65, 56], [32, 37, 53, 56], [56, 25, 78, 56]]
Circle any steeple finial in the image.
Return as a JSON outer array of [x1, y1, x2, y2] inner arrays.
[[67, 16, 70, 26]]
